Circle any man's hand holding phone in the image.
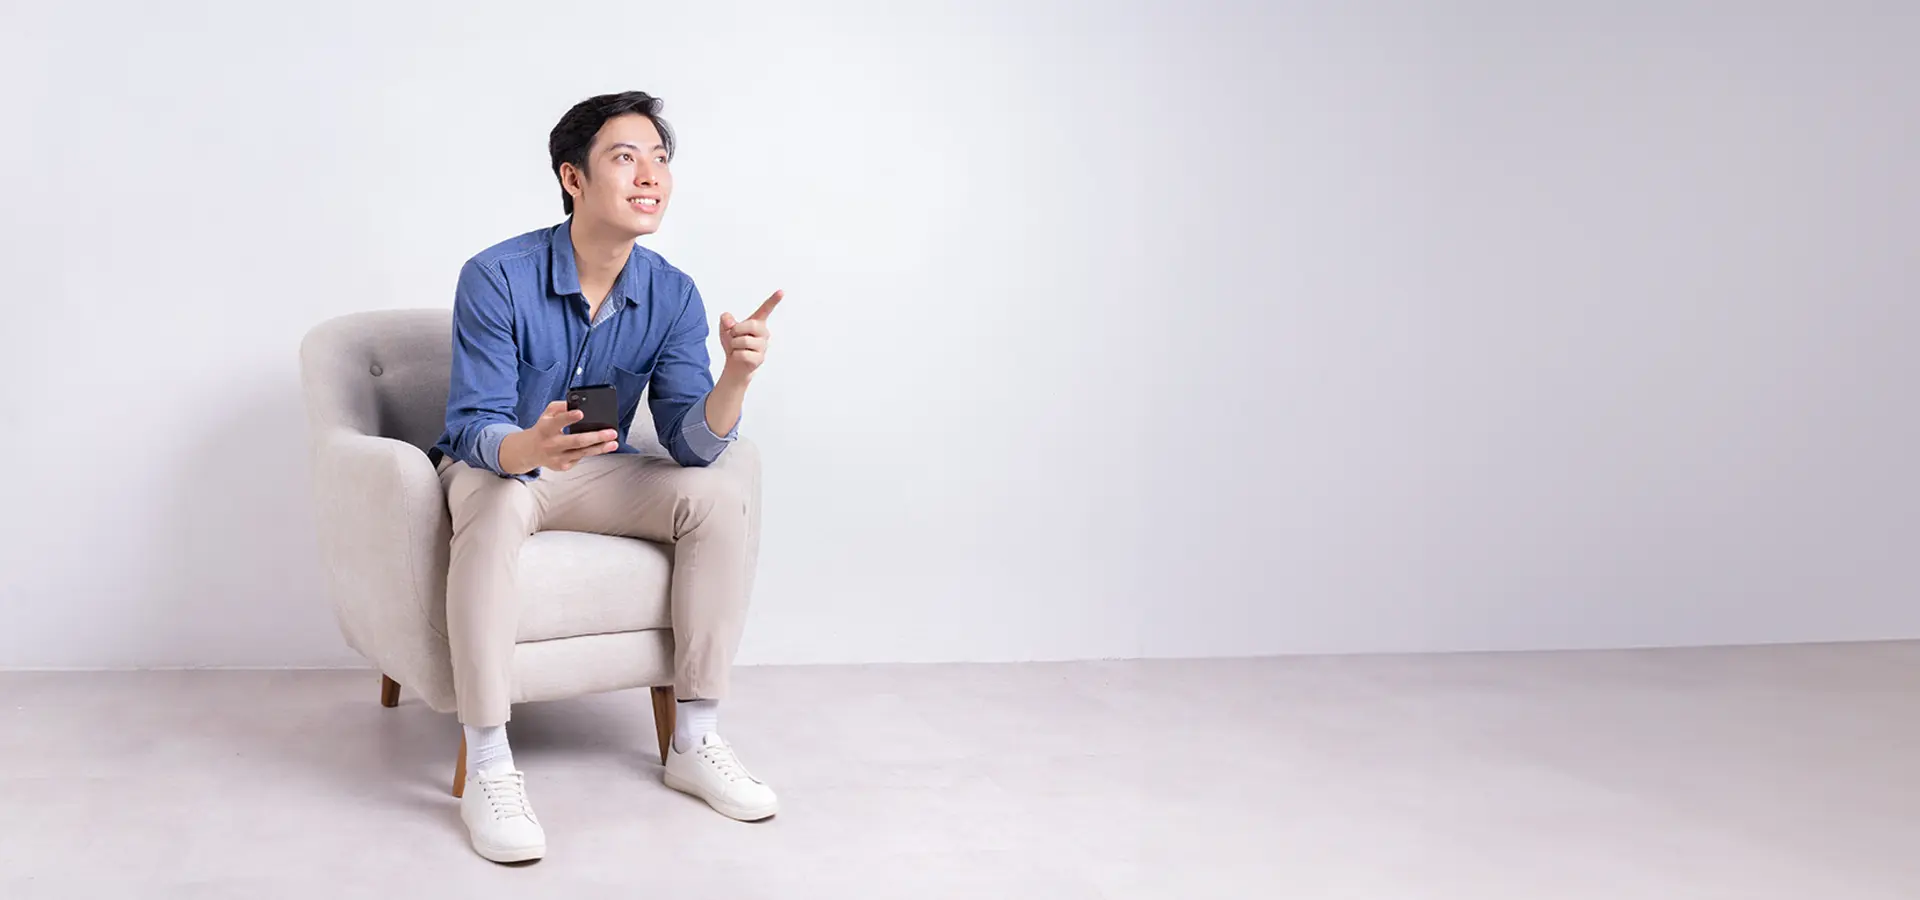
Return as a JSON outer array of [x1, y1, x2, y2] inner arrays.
[[497, 400, 620, 475]]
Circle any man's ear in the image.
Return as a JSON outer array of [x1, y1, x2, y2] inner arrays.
[[560, 161, 587, 200]]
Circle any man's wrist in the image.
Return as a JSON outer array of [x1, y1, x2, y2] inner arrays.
[[716, 366, 753, 393], [495, 430, 534, 475], [702, 371, 750, 439]]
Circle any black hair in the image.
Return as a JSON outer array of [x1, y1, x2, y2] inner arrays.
[[548, 91, 677, 215]]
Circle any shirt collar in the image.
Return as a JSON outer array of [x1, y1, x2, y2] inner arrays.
[[550, 218, 648, 306], [550, 218, 582, 298]]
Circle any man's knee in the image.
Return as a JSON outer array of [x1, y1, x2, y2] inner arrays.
[[672, 468, 751, 535]]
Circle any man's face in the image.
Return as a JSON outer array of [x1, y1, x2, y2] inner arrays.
[[566, 113, 672, 237]]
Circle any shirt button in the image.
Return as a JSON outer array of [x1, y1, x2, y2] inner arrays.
[[576, 367, 584, 376], [369, 363, 383, 376]]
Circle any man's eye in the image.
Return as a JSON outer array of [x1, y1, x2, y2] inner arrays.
[[618, 153, 634, 163], [654, 155, 669, 164]]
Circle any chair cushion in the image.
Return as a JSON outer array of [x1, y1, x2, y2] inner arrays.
[[514, 531, 674, 643]]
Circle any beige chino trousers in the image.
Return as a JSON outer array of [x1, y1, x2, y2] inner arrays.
[[437, 445, 758, 726]]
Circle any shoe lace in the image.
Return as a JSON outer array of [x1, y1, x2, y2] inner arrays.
[[478, 770, 536, 821], [697, 738, 756, 783]]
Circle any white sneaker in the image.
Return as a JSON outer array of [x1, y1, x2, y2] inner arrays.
[[664, 733, 779, 821], [460, 769, 546, 863]]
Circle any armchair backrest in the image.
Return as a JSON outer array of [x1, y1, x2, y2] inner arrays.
[[299, 309, 454, 451]]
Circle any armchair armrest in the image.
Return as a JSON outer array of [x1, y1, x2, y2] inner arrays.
[[308, 427, 453, 691]]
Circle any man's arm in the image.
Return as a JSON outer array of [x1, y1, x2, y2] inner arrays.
[[648, 281, 737, 468], [702, 374, 748, 439], [443, 259, 528, 477], [702, 288, 782, 435]]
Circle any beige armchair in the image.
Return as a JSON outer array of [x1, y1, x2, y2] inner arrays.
[[298, 309, 761, 796]]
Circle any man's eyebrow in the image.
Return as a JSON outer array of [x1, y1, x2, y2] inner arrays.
[[605, 142, 667, 154]]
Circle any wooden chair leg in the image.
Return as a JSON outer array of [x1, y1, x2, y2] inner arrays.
[[379, 675, 400, 708], [452, 731, 467, 798], [651, 685, 676, 765]]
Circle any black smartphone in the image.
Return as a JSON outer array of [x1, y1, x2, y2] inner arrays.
[[565, 384, 619, 435]]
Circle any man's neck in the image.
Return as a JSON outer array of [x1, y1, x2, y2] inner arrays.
[[569, 217, 634, 310]]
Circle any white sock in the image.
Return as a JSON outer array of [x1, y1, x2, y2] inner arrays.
[[464, 724, 515, 775], [674, 699, 719, 753]]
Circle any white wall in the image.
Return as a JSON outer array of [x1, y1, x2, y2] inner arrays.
[[1, 1, 1915, 669]]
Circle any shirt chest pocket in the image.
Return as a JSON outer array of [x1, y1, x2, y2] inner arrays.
[[611, 364, 653, 422], [514, 357, 566, 426]]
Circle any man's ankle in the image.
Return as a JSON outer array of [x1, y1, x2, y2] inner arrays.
[[673, 699, 720, 753], [464, 723, 515, 774]]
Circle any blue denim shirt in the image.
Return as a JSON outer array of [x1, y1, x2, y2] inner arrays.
[[431, 219, 737, 477]]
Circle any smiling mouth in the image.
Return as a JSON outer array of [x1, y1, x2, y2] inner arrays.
[[630, 197, 660, 211]]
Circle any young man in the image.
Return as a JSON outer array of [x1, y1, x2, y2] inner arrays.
[[428, 91, 781, 863]]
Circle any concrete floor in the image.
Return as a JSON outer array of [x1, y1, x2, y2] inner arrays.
[[2, 644, 1918, 898]]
